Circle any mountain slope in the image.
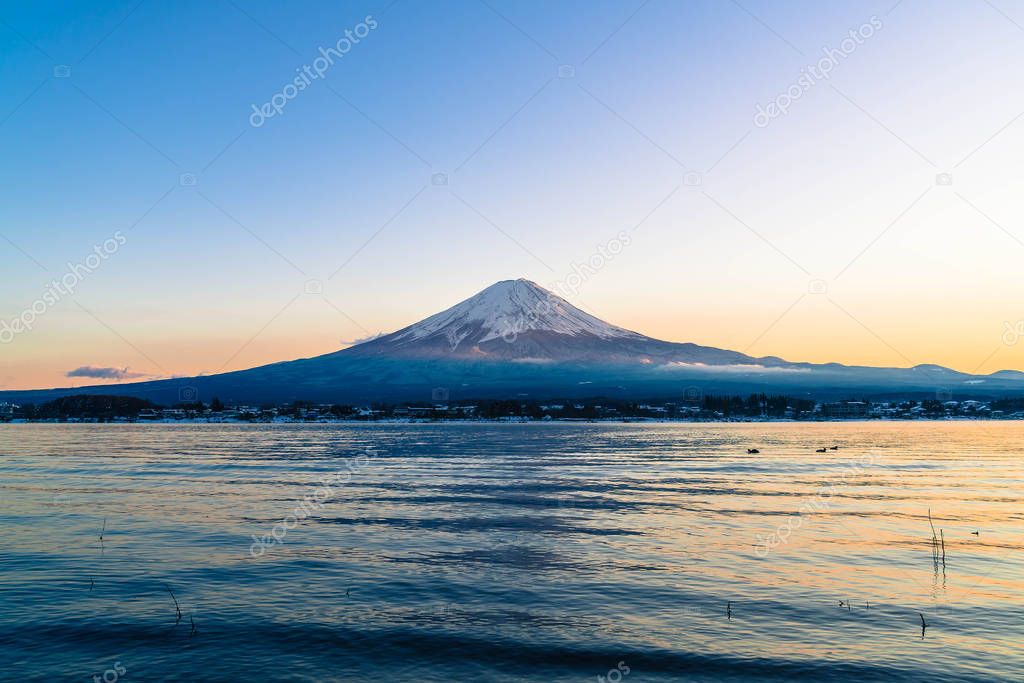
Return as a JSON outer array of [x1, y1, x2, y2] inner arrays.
[[342, 279, 778, 365], [345, 279, 644, 359]]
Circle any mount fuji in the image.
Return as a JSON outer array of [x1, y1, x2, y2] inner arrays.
[[343, 279, 770, 366], [4, 279, 1024, 405]]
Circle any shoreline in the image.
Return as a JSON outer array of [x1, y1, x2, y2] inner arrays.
[[3, 416, 1021, 425]]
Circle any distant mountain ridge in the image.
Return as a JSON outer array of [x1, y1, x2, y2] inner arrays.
[[3, 279, 1023, 405]]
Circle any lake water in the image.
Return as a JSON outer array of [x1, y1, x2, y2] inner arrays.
[[1, 422, 1021, 682]]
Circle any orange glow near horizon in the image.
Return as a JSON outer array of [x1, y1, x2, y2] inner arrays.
[[3, 286, 1021, 392]]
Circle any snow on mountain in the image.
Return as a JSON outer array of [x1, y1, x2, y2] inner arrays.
[[343, 279, 759, 365], [391, 279, 642, 343], [344, 279, 651, 359]]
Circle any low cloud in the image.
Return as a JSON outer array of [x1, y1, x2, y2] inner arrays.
[[661, 362, 811, 374], [66, 366, 149, 380], [341, 332, 384, 346]]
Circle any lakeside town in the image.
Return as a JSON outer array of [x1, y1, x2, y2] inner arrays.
[[3, 393, 1024, 423]]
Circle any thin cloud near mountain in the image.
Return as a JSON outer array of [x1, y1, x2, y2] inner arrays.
[[65, 366, 149, 380]]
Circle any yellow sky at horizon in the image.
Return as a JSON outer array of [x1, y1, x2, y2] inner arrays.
[[3, 282, 1021, 392]]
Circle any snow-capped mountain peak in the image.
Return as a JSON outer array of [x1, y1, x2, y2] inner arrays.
[[392, 279, 640, 344], [342, 279, 774, 365], [344, 279, 648, 359]]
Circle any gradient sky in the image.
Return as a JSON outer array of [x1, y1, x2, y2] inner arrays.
[[3, 0, 1024, 390]]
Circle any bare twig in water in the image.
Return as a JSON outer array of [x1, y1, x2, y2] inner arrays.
[[100, 517, 106, 541], [940, 529, 946, 567], [189, 613, 198, 636], [727, 601, 732, 620], [164, 583, 182, 624], [89, 578, 94, 591], [919, 612, 928, 638], [928, 509, 941, 568]]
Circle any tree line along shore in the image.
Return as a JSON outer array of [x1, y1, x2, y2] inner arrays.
[[3, 393, 1024, 423]]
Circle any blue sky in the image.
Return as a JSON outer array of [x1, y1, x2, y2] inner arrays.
[[3, 0, 1024, 388]]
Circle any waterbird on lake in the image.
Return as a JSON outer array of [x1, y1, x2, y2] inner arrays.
[[971, 530, 980, 535], [747, 448, 760, 454], [816, 448, 827, 453], [829, 446, 839, 450]]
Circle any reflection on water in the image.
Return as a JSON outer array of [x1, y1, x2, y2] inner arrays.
[[1, 422, 1022, 682]]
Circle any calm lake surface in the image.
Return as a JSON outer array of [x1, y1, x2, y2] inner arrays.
[[1, 422, 1022, 682]]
